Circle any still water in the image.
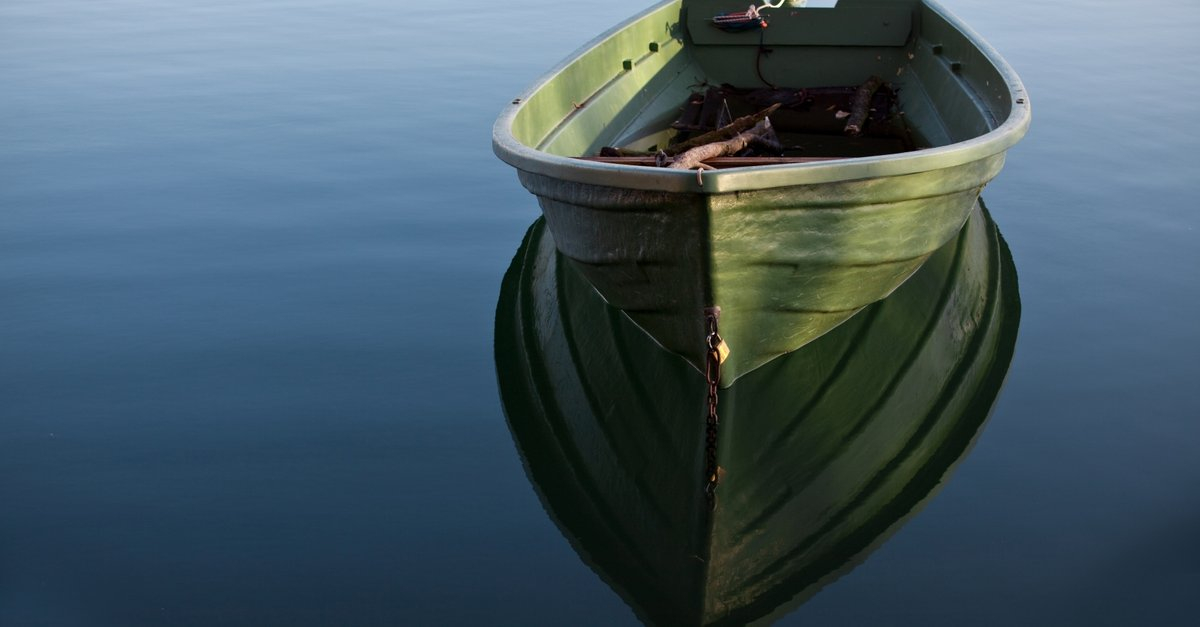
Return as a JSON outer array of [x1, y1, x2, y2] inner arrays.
[[2, 1, 1198, 625]]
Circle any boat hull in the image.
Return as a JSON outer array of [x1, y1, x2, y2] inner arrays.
[[495, 0, 1029, 384], [522, 150, 1003, 382]]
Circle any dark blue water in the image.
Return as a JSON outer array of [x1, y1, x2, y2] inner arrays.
[[2, 1, 1197, 624]]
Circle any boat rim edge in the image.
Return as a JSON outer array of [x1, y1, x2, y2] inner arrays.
[[492, 0, 1030, 194]]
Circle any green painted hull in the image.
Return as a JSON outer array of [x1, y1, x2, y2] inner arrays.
[[494, 202, 1020, 626], [494, 0, 1029, 384]]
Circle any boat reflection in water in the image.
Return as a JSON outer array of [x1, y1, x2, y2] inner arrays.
[[494, 202, 1019, 626]]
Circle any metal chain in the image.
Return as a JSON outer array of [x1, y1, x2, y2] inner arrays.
[[703, 307, 722, 511]]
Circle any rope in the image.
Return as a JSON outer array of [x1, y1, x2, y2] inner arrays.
[[703, 308, 724, 510], [755, 27, 777, 89]]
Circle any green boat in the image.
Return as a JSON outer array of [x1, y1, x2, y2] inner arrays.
[[493, 0, 1029, 384], [495, 201, 1020, 626]]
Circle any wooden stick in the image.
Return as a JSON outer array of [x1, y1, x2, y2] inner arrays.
[[577, 155, 842, 167], [668, 119, 773, 170], [598, 103, 782, 158], [663, 103, 780, 156], [844, 75, 883, 137]]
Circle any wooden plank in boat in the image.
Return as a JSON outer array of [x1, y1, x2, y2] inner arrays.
[[577, 156, 842, 168]]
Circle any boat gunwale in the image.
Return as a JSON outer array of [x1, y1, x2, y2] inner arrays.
[[492, 0, 1030, 194]]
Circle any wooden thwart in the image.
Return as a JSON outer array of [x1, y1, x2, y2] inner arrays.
[[578, 155, 842, 168]]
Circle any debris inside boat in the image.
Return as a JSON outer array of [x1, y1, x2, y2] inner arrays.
[[578, 78, 920, 169]]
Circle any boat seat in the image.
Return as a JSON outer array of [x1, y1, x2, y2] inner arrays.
[[684, 0, 912, 47], [577, 156, 842, 168]]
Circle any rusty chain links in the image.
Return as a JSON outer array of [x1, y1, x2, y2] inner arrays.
[[703, 307, 722, 511]]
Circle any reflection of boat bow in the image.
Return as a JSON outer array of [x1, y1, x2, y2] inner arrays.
[[494, 0, 1030, 383], [495, 203, 1019, 625]]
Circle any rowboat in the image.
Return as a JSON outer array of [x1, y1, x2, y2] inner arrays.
[[495, 201, 1020, 625], [493, 0, 1029, 385]]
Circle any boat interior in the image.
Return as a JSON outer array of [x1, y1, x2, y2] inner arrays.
[[508, 0, 1017, 167]]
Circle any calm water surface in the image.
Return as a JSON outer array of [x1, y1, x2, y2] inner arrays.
[[2, 1, 1198, 625]]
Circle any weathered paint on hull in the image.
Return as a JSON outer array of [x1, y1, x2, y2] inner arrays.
[[494, 202, 1021, 625], [495, 0, 1029, 384]]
